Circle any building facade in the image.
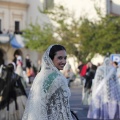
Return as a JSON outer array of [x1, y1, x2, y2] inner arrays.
[[0, 0, 52, 66]]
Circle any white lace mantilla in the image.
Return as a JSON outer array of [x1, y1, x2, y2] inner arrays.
[[22, 45, 73, 120], [92, 57, 120, 108]]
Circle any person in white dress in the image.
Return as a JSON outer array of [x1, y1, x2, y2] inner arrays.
[[22, 45, 73, 120]]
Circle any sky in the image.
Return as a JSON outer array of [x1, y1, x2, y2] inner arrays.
[[54, 0, 101, 21]]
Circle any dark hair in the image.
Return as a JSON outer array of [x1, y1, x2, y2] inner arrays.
[[7, 63, 14, 72], [114, 61, 118, 66], [49, 45, 66, 60]]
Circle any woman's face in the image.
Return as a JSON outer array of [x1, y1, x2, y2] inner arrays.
[[52, 50, 67, 70]]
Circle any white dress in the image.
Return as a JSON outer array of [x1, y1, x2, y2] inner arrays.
[[22, 45, 73, 120], [88, 57, 120, 119]]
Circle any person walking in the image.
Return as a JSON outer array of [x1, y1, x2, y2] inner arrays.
[[25, 54, 31, 69], [63, 62, 75, 87], [22, 45, 73, 120], [25, 54, 34, 84], [82, 64, 97, 105], [80, 61, 92, 85], [88, 57, 120, 120]]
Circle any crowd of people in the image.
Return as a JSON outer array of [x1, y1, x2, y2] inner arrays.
[[0, 63, 27, 120], [0, 44, 120, 120], [78, 54, 120, 120], [0, 53, 39, 120]]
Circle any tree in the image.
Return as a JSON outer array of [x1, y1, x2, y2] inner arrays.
[[44, 5, 84, 61], [23, 5, 120, 62], [22, 23, 56, 52], [79, 15, 120, 59], [23, 5, 83, 60]]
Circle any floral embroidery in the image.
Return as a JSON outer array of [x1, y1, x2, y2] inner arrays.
[[43, 72, 58, 93]]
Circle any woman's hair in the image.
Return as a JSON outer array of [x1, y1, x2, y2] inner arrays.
[[7, 63, 14, 72], [5, 63, 14, 81], [113, 61, 118, 66], [49, 45, 66, 60], [0, 63, 14, 84]]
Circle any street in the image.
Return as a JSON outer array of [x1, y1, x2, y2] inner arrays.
[[70, 86, 90, 120]]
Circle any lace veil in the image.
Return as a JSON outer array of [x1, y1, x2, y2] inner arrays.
[[22, 45, 73, 120], [92, 57, 120, 107]]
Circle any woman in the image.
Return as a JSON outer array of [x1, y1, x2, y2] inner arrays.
[[82, 64, 97, 105], [15, 60, 28, 88], [87, 57, 120, 120], [0, 63, 27, 120], [22, 45, 73, 120]]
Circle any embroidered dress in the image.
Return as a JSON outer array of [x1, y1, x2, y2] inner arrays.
[[22, 45, 73, 120], [87, 58, 120, 120]]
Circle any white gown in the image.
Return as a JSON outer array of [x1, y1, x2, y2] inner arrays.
[[22, 45, 73, 120]]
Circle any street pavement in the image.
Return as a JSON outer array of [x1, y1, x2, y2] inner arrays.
[[70, 85, 90, 120]]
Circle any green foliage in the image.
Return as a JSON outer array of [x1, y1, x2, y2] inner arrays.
[[79, 15, 120, 60], [44, 5, 83, 60], [23, 5, 120, 62], [22, 23, 57, 52]]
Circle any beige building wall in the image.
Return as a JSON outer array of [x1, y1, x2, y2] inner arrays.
[[0, 0, 50, 67], [0, 0, 51, 32], [111, 0, 120, 15], [0, 0, 28, 32], [26, 0, 51, 27]]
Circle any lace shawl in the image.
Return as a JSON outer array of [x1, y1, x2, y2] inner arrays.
[[92, 57, 120, 107], [22, 45, 73, 120]]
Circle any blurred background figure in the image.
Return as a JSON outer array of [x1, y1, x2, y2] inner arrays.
[[80, 61, 92, 85], [88, 57, 120, 120], [0, 50, 4, 66], [16, 60, 23, 77], [15, 60, 28, 89], [25, 54, 35, 84], [77, 60, 83, 75], [63, 62, 76, 87], [0, 65, 4, 77], [82, 64, 97, 105], [117, 63, 120, 85], [25, 54, 31, 69], [13, 53, 22, 66], [0, 63, 27, 120]]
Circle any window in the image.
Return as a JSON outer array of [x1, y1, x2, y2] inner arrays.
[[15, 21, 20, 32], [110, 0, 112, 13], [14, 21, 21, 34], [44, 0, 54, 10]]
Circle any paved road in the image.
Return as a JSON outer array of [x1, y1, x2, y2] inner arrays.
[[70, 85, 90, 120]]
